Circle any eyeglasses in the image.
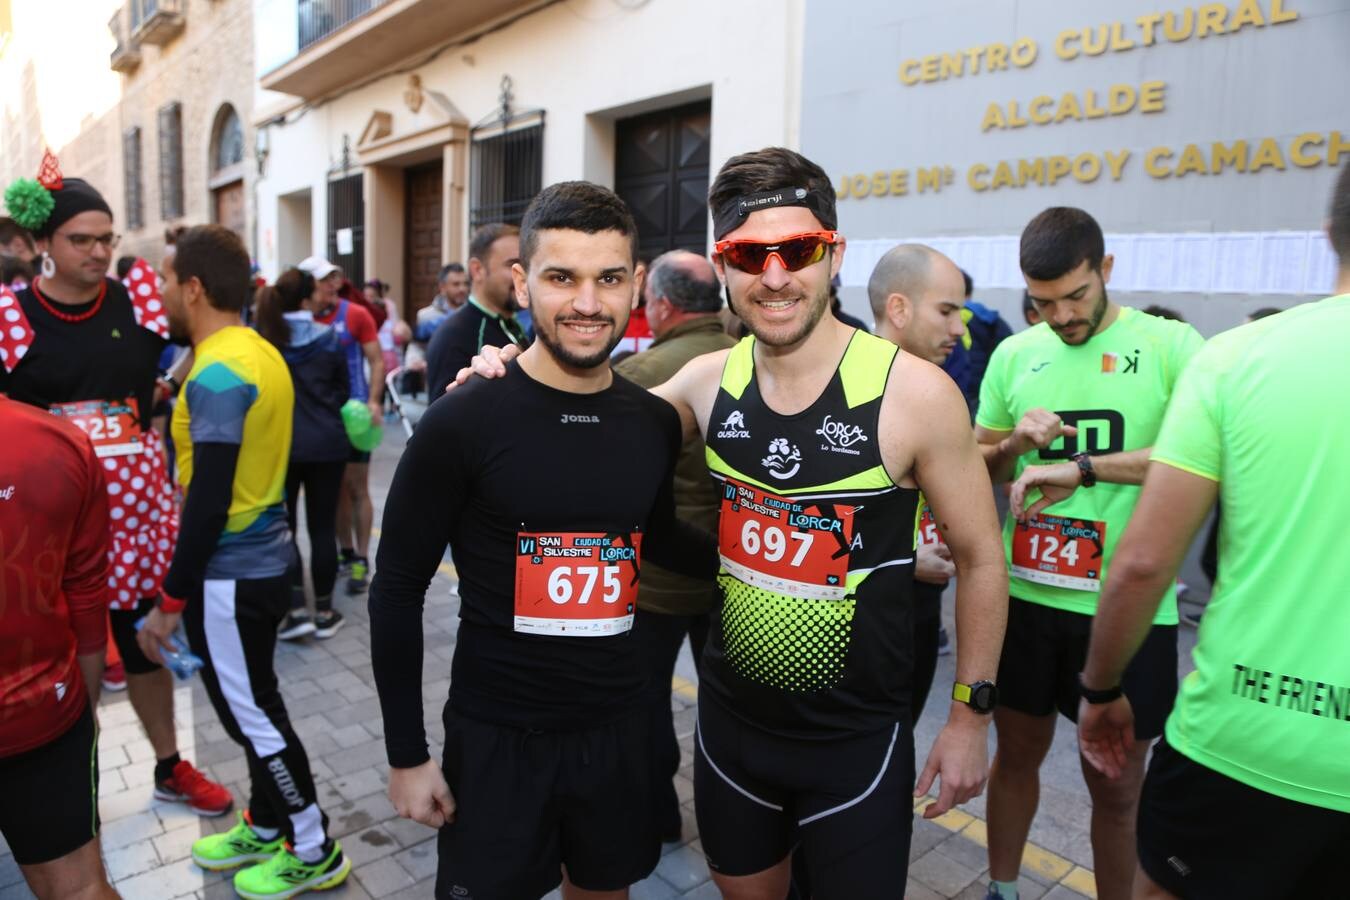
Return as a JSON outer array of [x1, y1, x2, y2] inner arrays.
[[60, 232, 121, 252], [714, 231, 840, 275]]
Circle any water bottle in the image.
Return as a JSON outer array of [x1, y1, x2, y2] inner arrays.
[[134, 618, 204, 680]]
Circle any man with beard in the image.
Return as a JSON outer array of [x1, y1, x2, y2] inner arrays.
[[0, 161, 231, 817], [459, 148, 1009, 899], [138, 225, 349, 898], [974, 207, 1204, 900], [424, 223, 528, 399], [369, 182, 716, 900]]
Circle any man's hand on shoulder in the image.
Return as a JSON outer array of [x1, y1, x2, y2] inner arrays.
[[443, 343, 520, 395], [388, 759, 456, 827]]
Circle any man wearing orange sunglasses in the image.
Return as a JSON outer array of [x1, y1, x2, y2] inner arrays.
[[457, 147, 1008, 898]]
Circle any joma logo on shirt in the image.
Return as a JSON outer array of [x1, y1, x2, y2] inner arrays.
[[560, 414, 599, 424]]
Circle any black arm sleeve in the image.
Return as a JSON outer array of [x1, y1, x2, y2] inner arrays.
[[643, 416, 719, 580], [162, 442, 240, 600], [368, 403, 469, 768]]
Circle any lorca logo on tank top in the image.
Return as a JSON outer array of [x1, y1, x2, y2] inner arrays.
[[815, 413, 869, 455]]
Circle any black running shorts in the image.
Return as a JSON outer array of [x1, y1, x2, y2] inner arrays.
[[0, 702, 100, 865], [434, 708, 661, 900], [694, 695, 915, 899], [109, 596, 161, 675], [996, 596, 1177, 739], [1138, 739, 1347, 898]]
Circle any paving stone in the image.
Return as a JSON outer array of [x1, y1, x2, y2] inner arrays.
[[654, 844, 709, 892], [331, 768, 387, 802], [910, 846, 982, 896], [385, 877, 437, 900], [153, 822, 204, 864], [104, 836, 161, 881], [330, 723, 374, 749], [340, 825, 400, 866], [0, 882, 34, 900], [935, 832, 990, 874], [679, 880, 723, 899], [905, 879, 945, 900], [354, 856, 416, 895], [383, 815, 437, 849], [113, 859, 205, 900], [631, 873, 680, 899], [325, 738, 388, 776], [392, 837, 438, 882], [101, 810, 164, 850], [1042, 886, 1092, 900], [0, 854, 23, 890], [327, 792, 398, 838], [910, 816, 950, 861]]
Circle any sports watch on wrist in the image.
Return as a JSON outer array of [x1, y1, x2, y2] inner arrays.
[[1071, 452, 1097, 487], [952, 680, 998, 714], [1077, 672, 1123, 704]]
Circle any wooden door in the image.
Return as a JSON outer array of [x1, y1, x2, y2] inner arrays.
[[614, 101, 712, 264], [212, 180, 246, 241], [404, 160, 444, 322]]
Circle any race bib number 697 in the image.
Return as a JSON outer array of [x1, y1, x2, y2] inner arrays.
[[718, 478, 855, 601], [514, 532, 641, 636]]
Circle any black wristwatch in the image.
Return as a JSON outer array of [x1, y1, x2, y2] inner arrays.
[[1071, 452, 1097, 487], [1078, 672, 1123, 704], [952, 680, 998, 714]]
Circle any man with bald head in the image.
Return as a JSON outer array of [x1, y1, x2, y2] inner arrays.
[[868, 243, 969, 722], [614, 249, 736, 842]]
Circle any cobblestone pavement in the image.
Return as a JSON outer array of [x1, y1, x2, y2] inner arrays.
[[0, 425, 1199, 899]]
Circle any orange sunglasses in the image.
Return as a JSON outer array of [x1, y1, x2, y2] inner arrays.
[[714, 231, 841, 274]]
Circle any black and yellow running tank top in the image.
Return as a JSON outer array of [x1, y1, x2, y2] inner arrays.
[[701, 331, 920, 738]]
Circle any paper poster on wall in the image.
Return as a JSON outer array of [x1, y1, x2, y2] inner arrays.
[[836, 231, 1329, 296], [1212, 234, 1261, 293], [336, 228, 354, 256], [1171, 235, 1214, 293], [1257, 233, 1310, 295]]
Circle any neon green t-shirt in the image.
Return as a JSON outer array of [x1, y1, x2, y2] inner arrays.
[[1153, 294, 1350, 812], [977, 307, 1204, 624]]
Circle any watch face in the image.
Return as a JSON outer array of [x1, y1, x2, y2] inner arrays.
[[971, 682, 998, 712]]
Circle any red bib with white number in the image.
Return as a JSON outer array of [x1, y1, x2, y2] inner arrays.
[[49, 397, 144, 458], [917, 504, 944, 548], [718, 478, 855, 601], [514, 531, 642, 636], [1010, 515, 1107, 592]]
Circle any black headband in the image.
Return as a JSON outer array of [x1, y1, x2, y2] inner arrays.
[[712, 186, 836, 240]]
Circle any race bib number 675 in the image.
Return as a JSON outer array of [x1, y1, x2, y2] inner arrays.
[[514, 532, 641, 636]]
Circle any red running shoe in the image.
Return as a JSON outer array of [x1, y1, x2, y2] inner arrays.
[[101, 662, 127, 693], [155, 759, 234, 816]]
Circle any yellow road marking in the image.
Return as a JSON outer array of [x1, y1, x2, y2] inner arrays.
[[1062, 866, 1099, 899], [671, 675, 699, 701]]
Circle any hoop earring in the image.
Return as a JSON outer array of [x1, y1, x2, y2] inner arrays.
[[40, 253, 56, 279]]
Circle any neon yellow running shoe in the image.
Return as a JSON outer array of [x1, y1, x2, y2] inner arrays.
[[233, 841, 350, 899], [191, 811, 285, 871]]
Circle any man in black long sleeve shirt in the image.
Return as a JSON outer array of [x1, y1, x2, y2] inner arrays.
[[369, 183, 715, 900]]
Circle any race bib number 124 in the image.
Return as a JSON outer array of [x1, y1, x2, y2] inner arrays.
[[1011, 515, 1107, 592], [514, 532, 641, 636]]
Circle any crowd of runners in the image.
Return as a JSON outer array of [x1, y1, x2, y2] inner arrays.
[[1, 144, 1346, 900]]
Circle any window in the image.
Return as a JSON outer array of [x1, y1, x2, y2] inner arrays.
[[211, 105, 244, 174], [157, 101, 184, 220], [123, 127, 144, 230], [469, 122, 543, 230]]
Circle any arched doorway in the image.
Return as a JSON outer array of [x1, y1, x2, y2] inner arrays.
[[209, 104, 246, 240]]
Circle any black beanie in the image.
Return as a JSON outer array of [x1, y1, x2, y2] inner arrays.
[[36, 178, 113, 238]]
